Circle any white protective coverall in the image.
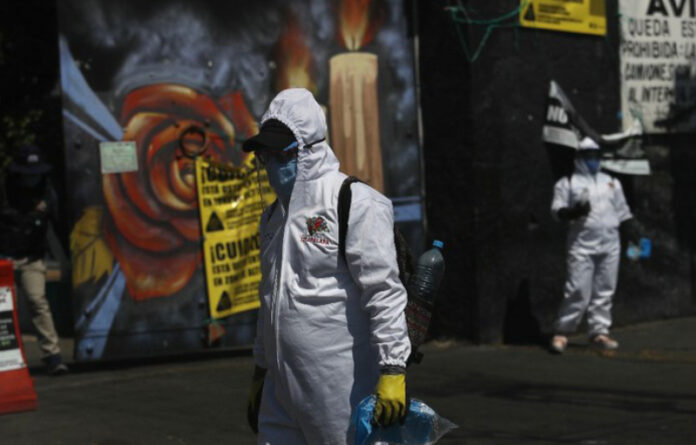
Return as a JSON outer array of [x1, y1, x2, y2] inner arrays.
[[551, 153, 633, 337], [253, 88, 411, 444]]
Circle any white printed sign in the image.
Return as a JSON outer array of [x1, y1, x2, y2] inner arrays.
[[0, 287, 24, 372], [99, 141, 139, 174], [0, 286, 13, 312], [620, 0, 696, 133]]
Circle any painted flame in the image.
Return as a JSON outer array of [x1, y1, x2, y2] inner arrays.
[[338, 0, 379, 50], [274, 17, 316, 94]]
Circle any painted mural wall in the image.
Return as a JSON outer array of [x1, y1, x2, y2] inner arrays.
[[58, 0, 422, 360]]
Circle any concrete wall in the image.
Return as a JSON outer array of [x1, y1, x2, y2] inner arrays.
[[418, 0, 696, 343]]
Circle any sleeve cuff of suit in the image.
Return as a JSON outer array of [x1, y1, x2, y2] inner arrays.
[[378, 357, 408, 369]]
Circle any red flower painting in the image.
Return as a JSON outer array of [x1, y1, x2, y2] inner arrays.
[[102, 84, 257, 300]]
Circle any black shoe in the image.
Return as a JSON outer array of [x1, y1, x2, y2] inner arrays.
[[43, 354, 69, 376]]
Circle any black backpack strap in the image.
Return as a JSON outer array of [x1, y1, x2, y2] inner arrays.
[[338, 176, 362, 260], [266, 200, 278, 223], [393, 227, 415, 286]]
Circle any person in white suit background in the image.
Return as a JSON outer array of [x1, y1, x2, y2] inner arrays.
[[550, 136, 638, 354]]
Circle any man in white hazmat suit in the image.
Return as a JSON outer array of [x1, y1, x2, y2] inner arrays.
[[549, 137, 637, 354], [243, 88, 411, 444]]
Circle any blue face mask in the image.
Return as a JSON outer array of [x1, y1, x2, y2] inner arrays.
[[584, 158, 601, 174], [265, 156, 297, 207]]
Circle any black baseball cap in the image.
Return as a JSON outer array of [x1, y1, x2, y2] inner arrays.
[[242, 119, 296, 152], [8, 145, 52, 175]]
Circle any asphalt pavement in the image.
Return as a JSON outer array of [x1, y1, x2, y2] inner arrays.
[[3, 317, 696, 444]]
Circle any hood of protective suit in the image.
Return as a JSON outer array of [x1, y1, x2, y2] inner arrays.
[[260, 88, 339, 183], [574, 136, 600, 176]]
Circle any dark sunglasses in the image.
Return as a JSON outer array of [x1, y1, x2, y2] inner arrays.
[[255, 141, 299, 165], [254, 137, 326, 166]]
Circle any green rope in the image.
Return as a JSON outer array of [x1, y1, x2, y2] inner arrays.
[[446, 0, 528, 62], [447, 0, 527, 25]]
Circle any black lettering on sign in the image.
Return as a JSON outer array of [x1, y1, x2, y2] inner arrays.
[[647, 0, 696, 17], [683, 20, 696, 37], [224, 271, 246, 284], [625, 63, 673, 81], [0, 311, 19, 351], [232, 258, 248, 271], [212, 264, 231, 274], [627, 18, 671, 37], [685, 41, 696, 57], [621, 41, 678, 59], [210, 234, 261, 264], [641, 86, 674, 102], [205, 164, 253, 183]]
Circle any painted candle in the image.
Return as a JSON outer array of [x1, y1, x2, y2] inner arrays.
[[329, 52, 384, 192]]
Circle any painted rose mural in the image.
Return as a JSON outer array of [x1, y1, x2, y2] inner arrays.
[[104, 85, 256, 299], [59, 0, 421, 360]]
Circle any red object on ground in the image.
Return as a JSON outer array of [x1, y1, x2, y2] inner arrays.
[[0, 259, 38, 414]]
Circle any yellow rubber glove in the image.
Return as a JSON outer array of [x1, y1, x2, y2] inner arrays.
[[373, 372, 406, 427], [246, 366, 266, 434]]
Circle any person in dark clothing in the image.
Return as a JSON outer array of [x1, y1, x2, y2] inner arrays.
[[0, 145, 67, 375]]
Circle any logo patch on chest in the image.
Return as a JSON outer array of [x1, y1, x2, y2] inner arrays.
[[301, 216, 330, 245]]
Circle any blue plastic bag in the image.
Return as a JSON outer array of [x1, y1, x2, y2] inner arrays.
[[350, 395, 456, 445]]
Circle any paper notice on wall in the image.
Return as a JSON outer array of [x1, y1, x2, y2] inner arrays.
[[619, 0, 696, 133], [196, 158, 275, 319], [99, 141, 138, 174], [520, 0, 607, 36], [0, 287, 24, 373]]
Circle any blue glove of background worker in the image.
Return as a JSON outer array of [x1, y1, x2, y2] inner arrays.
[[373, 367, 406, 427], [247, 366, 266, 434]]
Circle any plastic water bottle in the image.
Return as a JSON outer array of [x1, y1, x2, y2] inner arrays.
[[405, 240, 445, 363]]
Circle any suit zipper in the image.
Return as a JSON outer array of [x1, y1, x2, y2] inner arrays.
[[272, 208, 287, 373]]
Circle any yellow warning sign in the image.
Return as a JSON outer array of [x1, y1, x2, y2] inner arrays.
[[196, 157, 275, 318], [202, 229, 262, 318], [197, 158, 275, 236], [519, 0, 606, 36]]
